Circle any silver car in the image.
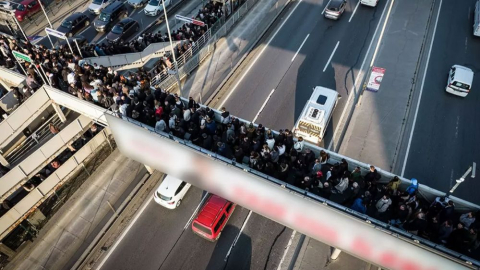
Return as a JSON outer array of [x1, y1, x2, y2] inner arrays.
[[324, 0, 346, 20], [127, 0, 148, 8]]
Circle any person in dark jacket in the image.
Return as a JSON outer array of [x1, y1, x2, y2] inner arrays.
[[364, 165, 381, 183]]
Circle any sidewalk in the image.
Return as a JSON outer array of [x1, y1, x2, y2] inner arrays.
[[5, 148, 148, 270], [339, 0, 435, 172]]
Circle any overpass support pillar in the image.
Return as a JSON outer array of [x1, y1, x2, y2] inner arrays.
[[331, 248, 342, 260], [52, 103, 66, 123]]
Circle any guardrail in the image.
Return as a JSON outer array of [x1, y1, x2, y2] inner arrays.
[[0, 88, 53, 153], [113, 98, 480, 269], [0, 127, 112, 240], [154, 0, 258, 91], [0, 115, 92, 202]]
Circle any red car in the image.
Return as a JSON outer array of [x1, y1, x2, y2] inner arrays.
[[15, 0, 42, 22], [192, 195, 236, 241]]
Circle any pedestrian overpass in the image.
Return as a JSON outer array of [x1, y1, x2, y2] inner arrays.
[[30, 85, 480, 270]]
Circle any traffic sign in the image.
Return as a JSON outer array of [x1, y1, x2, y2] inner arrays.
[[175, 15, 205, 27], [45, 27, 66, 39], [12, 50, 32, 63]]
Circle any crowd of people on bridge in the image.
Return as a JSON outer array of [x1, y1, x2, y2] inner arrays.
[[0, 0, 479, 260]]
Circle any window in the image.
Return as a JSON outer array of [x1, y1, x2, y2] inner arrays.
[[316, 95, 327, 105], [452, 81, 470, 90], [193, 222, 212, 235], [214, 214, 227, 232], [225, 203, 233, 214], [157, 191, 171, 201], [174, 182, 187, 196]]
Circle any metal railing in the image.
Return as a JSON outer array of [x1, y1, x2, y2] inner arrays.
[[152, 0, 258, 90]]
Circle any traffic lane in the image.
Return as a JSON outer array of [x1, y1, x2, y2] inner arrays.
[[254, 1, 387, 146], [225, 212, 292, 270], [100, 186, 206, 270], [158, 206, 251, 270], [404, 0, 480, 202], [218, 0, 330, 120], [35, 4, 156, 48]]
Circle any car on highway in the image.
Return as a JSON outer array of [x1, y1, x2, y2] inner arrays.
[[106, 18, 139, 43], [153, 175, 191, 209], [191, 195, 235, 241], [324, 0, 346, 20], [127, 0, 148, 9], [57, 13, 90, 38], [55, 35, 87, 49], [14, 0, 42, 22], [144, 0, 170, 16], [0, 1, 19, 13], [94, 0, 128, 32], [446, 65, 474, 97], [88, 0, 111, 15]]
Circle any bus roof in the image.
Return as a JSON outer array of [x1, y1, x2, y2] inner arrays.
[[301, 86, 338, 125]]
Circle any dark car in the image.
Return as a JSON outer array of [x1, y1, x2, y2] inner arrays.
[[55, 35, 87, 49], [106, 18, 139, 43], [14, 0, 42, 22], [324, 0, 346, 20], [57, 13, 90, 37], [93, 0, 128, 32]]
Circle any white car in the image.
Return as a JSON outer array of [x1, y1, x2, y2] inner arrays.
[[88, 0, 110, 14], [144, 0, 170, 16], [360, 0, 379, 7], [153, 175, 191, 209], [446, 65, 474, 97]]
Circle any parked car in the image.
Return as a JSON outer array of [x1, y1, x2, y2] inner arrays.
[[153, 175, 191, 209], [94, 0, 128, 32], [106, 18, 139, 43], [15, 0, 42, 22], [445, 65, 474, 97], [144, 0, 170, 16], [324, 0, 346, 20], [191, 195, 236, 241], [0, 1, 20, 13], [57, 13, 90, 37], [127, 0, 148, 9], [88, 0, 110, 15]]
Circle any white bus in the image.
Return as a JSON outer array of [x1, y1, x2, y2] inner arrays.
[[293, 86, 339, 144]]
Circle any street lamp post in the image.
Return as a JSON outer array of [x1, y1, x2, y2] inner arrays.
[[12, 16, 28, 41], [448, 162, 476, 196], [37, 0, 57, 48], [161, 0, 183, 94]]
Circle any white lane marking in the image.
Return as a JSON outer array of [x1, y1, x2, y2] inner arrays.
[[349, 0, 361, 23], [323, 41, 340, 72], [465, 37, 468, 51], [276, 230, 297, 270], [183, 192, 210, 230], [327, 0, 392, 151], [401, 0, 443, 177], [252, 89, 275, 123], [322, 0, 332, 14], [369, 0, 395, 67], [217, 0, 304, 110], [291, 34, 310, 62], [98, 35, 108, 45], [224, 210, 252, 261], [97, 196, 154, 269], [455, 116, 460, 139]]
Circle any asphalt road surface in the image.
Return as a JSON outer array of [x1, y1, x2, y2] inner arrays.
[[215, 0, 388, 148], [33, 0, 193, 48], [403, 0, 480, 204], [99, 185, 292, 270]]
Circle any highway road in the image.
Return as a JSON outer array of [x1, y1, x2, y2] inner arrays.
[[33, 0, 200, 49], [402, 0, 480, 204], [214, 0, 389, 148], [98, 184, 292, 270]]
